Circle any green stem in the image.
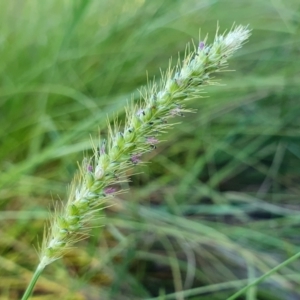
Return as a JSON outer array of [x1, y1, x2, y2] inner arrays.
[[21, 264, 44, 300], [227, 251, 300, 300]]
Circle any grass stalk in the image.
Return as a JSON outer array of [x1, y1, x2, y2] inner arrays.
[[21, 265, 44, 300], [227, 251, 300, 300], [21, 24, 251, 298]]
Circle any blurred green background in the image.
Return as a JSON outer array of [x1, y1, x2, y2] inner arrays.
[[1, 0, 300, 299]]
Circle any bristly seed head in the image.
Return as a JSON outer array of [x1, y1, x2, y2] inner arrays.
[[39, 25, 251, 269]]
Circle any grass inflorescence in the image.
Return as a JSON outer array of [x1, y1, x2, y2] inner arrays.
[[39, 26, 250, 270], [17, 25, 251, 299]]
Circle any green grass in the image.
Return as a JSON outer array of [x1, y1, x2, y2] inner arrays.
[[1, 0, 300, 299]]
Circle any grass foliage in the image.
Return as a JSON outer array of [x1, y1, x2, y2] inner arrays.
[[1, 0, 300, 299]]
